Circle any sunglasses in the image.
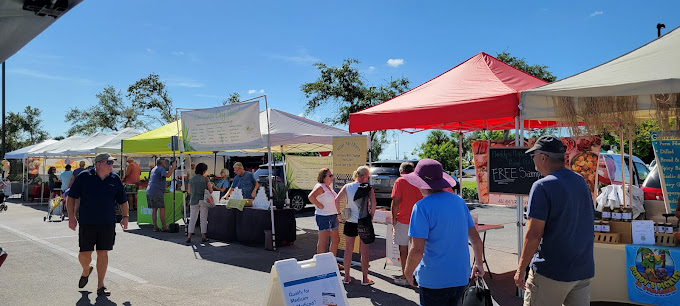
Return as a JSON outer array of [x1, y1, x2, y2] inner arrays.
[[327, 174, 334, 178], [100, 160, 114, 165]]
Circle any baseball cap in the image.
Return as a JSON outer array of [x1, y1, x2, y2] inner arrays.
[[525, 135, 566, 155], [94, 153, 116, 163]]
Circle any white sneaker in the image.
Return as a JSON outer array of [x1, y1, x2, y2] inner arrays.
[[394, 277, 409, 286]]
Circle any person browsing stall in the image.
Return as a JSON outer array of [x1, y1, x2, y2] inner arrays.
[[221, 162, 258, 200], [335, 165, 376, 286], [146, 159, 177, 232], [390, 161, 422, 286], [66, 153, 128, 297], [122, 157, 141, 211], [60, 165, 73, 190], [514, 135, 594, 306], [308, 168, 343, 270], [186, 163, 214, 244], [403, 159, 485, 306]]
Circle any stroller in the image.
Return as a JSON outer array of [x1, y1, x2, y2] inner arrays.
[[44, 188, 68, 222]]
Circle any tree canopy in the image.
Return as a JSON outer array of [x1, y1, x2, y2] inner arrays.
[[301, 59, 409, 159], [3, 106, 49, 153], [66, 74, 177, 136], [496, 52, 557, 82]]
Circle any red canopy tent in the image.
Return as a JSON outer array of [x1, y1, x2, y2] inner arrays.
[[349, 52, 556, 133]]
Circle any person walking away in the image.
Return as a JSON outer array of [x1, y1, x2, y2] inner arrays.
[[308, 168, 342, 270], [69, 161, 87, 187], [390, 161, 421, 286], [403, 158, 485, 306], [147, 159, 177, 232], [60, 165, 73, 190], [186, 163, 214, 243], [66, 153, 128, 296], [335, 165, 376, 285], [122, 157, 141, 211], [221, 162, 258, 200], [514, 135, 594, 306], [213, 169, 230, 198]]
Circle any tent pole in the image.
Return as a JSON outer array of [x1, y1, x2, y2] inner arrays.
[[619, 126, 626, 210], [515, 116, 524, 298], [213, 151, 217, 176], [281, 145, 288, 201], [458, 128, 463, 195], [627, 124, 634, 207], [22, 157, 26, 200], [265, 97, 277, 250]]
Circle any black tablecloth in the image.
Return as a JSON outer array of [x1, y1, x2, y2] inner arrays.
[[207, 207, 296, 246]]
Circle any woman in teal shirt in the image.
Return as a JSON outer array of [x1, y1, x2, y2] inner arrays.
[[213, 169, 230, 198]]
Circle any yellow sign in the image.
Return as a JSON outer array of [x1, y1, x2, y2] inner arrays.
[[285, 156, 333, 190], [333, 136, 367, 253]]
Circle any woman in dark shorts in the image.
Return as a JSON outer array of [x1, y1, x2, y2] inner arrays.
[[335, 165, 376, 285]]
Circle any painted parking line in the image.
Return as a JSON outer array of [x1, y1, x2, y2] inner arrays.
[[0, 223, 148, 284]]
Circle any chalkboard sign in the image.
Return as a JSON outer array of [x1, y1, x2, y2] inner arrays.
[[488, 147, 542, 195]]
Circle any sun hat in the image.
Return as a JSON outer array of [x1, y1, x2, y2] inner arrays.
[[401, 159, 457, 190], [525, 135, 566, 155]]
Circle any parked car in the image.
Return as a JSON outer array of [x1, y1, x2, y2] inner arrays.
[[453, 165, 476, 178], [369, 160, 459, 204], [640, 165, 678, 224], [597, 153, 649, 187], [253, 163, 311, 212]]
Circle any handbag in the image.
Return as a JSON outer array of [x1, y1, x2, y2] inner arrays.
[[203, 189, 216, 208], [357, 215, 375, 244], [462, 276, 493, 306], [341, 208, 352, 221]]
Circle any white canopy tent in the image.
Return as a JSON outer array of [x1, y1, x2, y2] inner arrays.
[[521, 26, 680, 122], [4, 139, 58, 160]]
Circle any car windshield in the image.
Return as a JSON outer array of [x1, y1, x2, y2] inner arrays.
[[370, 163, 401, 176], [643, 166, 661, 189], [254, 168, 270, 178]]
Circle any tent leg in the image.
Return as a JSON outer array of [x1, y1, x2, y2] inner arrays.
[[265, 97, 276, 250], [515, 116, 524, 298], [458, 129, 463, 195]]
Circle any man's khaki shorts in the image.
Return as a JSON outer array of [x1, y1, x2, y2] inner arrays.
[[524, 269, 591, 306], [392, 221, 410, 246]]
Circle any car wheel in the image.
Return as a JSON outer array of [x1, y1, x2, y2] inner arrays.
[[289, 192, 306, 212]]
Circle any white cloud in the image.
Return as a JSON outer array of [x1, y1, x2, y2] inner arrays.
[[166, 77, 204, 88], [248, 89, 265, 94], [146, 48, 153, 53], [172, 51, 185, 56], [269, 48, 319, 64], [368, 66, 375, 71], [387, 59, 405, 67], [589, 11, 603, 17], [8, 68, 95, 84]]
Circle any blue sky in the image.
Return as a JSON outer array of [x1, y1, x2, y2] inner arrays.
[[4, 1, 679, 160]]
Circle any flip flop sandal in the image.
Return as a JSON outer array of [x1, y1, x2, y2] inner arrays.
[[78, 266, 94, 288], [361, 279, 375, 286], [342, 279, 351, 284], [153, 228, 159, 232]]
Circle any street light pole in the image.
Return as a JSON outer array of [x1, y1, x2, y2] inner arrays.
[[2, 61, 5, 163]]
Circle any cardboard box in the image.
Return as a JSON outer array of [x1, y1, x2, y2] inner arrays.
[[609, 221, 632, 244]]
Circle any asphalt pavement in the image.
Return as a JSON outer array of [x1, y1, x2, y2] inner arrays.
[[0, 196, 526, 305]]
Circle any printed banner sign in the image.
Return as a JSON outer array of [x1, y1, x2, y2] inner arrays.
[[626, 244, 680, 305], [181, 101, 262, 152], [285, 156, 333, 190], [650, 131, 679, 213], [333, 135, 367, 253]]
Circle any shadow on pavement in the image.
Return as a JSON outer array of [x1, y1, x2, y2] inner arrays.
[[76, 290, 128, 306], [485, 270, 523, 306], [344, 282, 419, 305]]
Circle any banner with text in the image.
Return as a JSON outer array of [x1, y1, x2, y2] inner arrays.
[[626, 244, 680, 306], [285, 156, 333, 190], [333, 136, 367, 253], [651, 131, 679, 213], [181, 101, 262, 152]]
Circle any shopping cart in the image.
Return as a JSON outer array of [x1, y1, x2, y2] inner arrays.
[[44, 196, 66, 222]]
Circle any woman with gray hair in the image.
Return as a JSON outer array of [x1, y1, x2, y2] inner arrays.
[[335, 165, 376, 286]]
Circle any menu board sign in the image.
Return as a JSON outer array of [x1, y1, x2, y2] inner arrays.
[[488, 147, 542, 195]]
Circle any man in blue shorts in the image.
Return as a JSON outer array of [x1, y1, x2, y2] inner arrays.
[[514, 135, 594, 305], [67, 153, 128, 297], [403, 159, 484, 306]]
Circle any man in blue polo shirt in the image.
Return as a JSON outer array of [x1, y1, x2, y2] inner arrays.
[[221, 162, 258, 200], [514, 136, 594, 305], [67, 153, 128, 297]]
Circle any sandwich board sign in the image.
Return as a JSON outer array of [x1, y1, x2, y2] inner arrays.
[[265, 252, 348, 306]]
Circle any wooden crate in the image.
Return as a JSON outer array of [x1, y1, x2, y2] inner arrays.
[[595, 232, 621, 244], [609, 221, 632, 244], [655, 233, 678, 246]]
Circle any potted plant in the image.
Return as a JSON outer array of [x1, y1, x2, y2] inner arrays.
[[272, 180, 291, 209]]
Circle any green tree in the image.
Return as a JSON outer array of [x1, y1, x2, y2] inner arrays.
[[223, 92, 241, 105], [301, 59, 410, 160], [2, 106, 49, 152], [65, 86, 144, 136], [127, 73, 177, 125], [600, 121, 661, 164], [496, 51, 557, 82], [413, 130, 460, 172]]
